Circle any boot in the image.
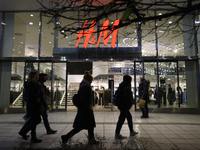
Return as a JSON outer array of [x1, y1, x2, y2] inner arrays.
[[88, 135, 99, 145], [31, 132, 42, 143], [61, 135, 70, 144]]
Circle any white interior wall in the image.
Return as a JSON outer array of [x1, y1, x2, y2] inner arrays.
[[92, 62, 108, 77]]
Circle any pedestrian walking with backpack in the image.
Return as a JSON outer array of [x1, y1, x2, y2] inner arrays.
[[114, 75, 138, 139]]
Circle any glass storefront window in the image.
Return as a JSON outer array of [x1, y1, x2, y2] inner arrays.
[[53, 63, 66, 110], [118, 12, 138, 48], [10, 62, 25, 108], [157, 11, 184, 57], [39, 63, 52, 107], [10, 62, 38, 108], [13, 13, 39, 57], [141, 11, 156, 56], [158, 62, 177, 108], [178, 61, 187, 108], [57, 11, 78, 49], [40, 15, 54, 57], [144, 62, 157, 108]]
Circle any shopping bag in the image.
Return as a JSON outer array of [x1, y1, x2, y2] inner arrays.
[[138, 99, 146, 108]]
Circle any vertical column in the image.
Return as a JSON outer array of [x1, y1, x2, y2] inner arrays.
[[183, 15, 199, 107], [2, 13, 14, 57], [0, 13, 2, 57], [0, 14, 14, 108], [0, 62, 12, 107]]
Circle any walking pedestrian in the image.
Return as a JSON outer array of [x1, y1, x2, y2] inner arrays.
[[19, 71, 43, 143], [61, 71, 98, 144], [139, 77, 149, 118], [115, 75, 138, 139], [38, 73, 57, 134]]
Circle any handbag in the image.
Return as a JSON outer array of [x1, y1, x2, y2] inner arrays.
[[138, 99, 146, 108]]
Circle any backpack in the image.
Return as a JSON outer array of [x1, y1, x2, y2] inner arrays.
[[112, 88, 123, 106], [148, 87, 153, 96], [72, 93, 80, 107]]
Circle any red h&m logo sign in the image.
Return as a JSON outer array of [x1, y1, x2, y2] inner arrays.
[[75, 19, 120, 49]]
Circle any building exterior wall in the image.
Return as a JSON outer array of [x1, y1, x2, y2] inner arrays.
[[0, 10, 199, 112]]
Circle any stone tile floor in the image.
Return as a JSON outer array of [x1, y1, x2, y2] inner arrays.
[[0, 111, 200, 149]]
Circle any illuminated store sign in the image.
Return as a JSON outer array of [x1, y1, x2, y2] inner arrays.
[[75, 19, 120, 49]]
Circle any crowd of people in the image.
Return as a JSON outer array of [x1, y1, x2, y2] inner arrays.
[[20, 70, 176, 144]]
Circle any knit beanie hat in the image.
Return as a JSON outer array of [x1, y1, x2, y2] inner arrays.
[[123, 75, 132, 83], [84, 70, 93, 82]]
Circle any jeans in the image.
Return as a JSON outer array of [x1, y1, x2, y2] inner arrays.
[[41, 111, 51, 132], [140, 102, 148, 116], [19, 115, 41, 136], [115, 109, 133, 135]]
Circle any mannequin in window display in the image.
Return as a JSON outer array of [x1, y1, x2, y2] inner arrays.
[[98, 86, 104, 106], [167, 84, 173, 105], [177, 85, 183, 104]]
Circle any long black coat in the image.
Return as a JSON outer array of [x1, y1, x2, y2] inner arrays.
[[26, 80, 42, 117], [73, 79, 96, 129]]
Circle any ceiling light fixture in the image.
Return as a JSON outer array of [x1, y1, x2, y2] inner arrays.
[[29, 22, 33, 25]]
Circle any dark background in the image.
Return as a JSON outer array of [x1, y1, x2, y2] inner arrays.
[[68, 62, 93, 74]]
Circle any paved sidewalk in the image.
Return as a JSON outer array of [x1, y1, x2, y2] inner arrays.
[[0, 111, 200, 150]]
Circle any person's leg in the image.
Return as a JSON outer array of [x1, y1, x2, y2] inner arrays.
[[144, 102, 149, 117], [88, 127, 99, 144], [31, 115, 42, 143], [126, 111, 139, 135], [19, 117, 32, 140], [42, 111, 51, 131], [115, 109, 126, 135], [140, 107, 145, 117], [61, 127, 82, 143], [126, 111, 133, 133]]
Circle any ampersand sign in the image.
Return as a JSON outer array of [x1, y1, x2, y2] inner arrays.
[[90, 36, 96, 44]]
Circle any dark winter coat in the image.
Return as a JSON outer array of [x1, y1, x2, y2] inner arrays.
[[139, 82, 148, 101], [26, 80, 42, 117], [73, 79, 96, 129], [117, 81, 133, 110], [38, 80, 48, 110]]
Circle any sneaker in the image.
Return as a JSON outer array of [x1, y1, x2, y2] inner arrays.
[[47, 129, 57, 134], [115, 134, 126, 139], [130, 131, 138, 136]]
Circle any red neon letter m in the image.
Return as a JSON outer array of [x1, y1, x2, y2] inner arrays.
[[96, 19, 120, 48]]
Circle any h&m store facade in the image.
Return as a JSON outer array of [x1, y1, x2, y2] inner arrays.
[[0, 9, 200, 113]]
